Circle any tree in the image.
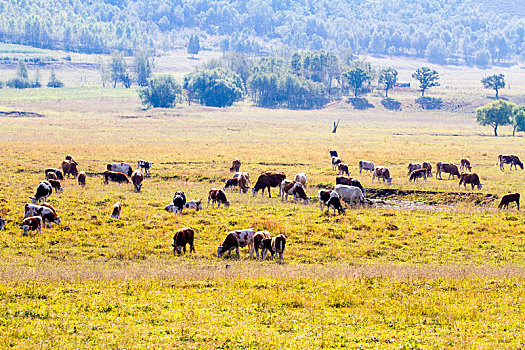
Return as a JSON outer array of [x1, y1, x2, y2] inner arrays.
[[187, 34, 200, 58], [110, 52, 126, 88], [476, 100, 514, 136], [344, 66, 371, 98], [135, 53, 152, 87], [17, 60, 28, 79], [184, 68, 243, 107], [474, 49, 491, 67], [378, 67, 398, 98], [425, 39, 447, 64], [47, 70, 64, 88], [139, 75, 181, 108], [511, 106, 525, 136], [412, 67, 440, 96], [482, 74, 505, 99]]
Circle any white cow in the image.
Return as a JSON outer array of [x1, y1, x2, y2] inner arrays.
[[359, 160, 375, 174], [184, 200, 203, 211], [294, 173, 307, 186], [107, 162, 133, 177], [334, 184, 365, 206]]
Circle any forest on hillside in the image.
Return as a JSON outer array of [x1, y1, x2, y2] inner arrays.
[[0, 0, 524, 66]]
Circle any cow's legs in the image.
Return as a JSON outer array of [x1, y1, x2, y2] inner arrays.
[[207, 198, 211, 208], [235, 247, 240, 258]]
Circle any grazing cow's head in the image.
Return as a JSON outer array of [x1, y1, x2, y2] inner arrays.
[[172, 242, 182, 255], [0, 218, 5, 230], [30, 197, 37, 204], [477, 183, 482, 190], [387, 178, 393, 184], [223, 201, 231, 208], [217, 245, 224, 257], [196, 200, 203, 210], [53, 217, 62, 225], [23, 225, 29, 236], [252, 188, 257, 197], [518, 161, 524, 170]]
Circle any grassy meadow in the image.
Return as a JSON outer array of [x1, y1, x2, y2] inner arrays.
[[0, 56, 525, 348]]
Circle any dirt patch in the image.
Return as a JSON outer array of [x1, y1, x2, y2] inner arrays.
[[366, 188, 497, 206], [0, 111, 44, 118]]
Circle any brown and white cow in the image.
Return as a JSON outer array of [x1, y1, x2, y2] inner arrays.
[[407, 163, 422, 175], [436, 162, 461, 180], [252, 172, 286, 198], [103, 171, 130, 184], [131, 170, 144, 192], [409, 168, 427, 182], [338, 163, 350, 176], [459, 172, 482, 190], [237, 173, 250, 194], [48, 179, 63, 193], [230, 158, 241, 172], [61, 160, 79, 178], [111, 202, 122, 220], [422, 161, 432, 176], [460, 158, 472, 172], [78, 171, 86, 187], [261, 234, 287, 263], [254, 230, 271, 260], [22, 216, 43, 235], [45, 171, 57, 180], [217, 228, 255, 258], [372, 167, 392, 184], [45, 168, 64, 180], [498, 155, 523, 171], [24, 203, 61, 227], [172, 227, 196, 255], [280, 180, 309, 204], [498, 193, 520, 210], [207, 189, 230, 208], [331, 156, 342, 171]]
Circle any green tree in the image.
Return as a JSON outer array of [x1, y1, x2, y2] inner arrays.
[[110, 52, 126, 88], [187, 34, 200, 58], [184, 68, 243, 107], [482, 73, 505, 99], [475, 100, 514, 136], [139, 75, 181, 108], [511, 106, 525, 136], [425, 39, 447, 64], [412, 67, 440, 96], [378, 67, 398, 98], [135, 53, 152, 87], [47, 70, 63, 88], [344, 66, 371, 98], [17, 60, 28, 79]]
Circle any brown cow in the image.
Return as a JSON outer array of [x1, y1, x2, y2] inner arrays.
[[131, 170, 144, 192], [45, 168, 64, 180], [338, 163, 350, 176], [48, 179, 63, 193], [238, 173, 249, 194], [252, 172, 286, 198], [103, 171, 130, 184], [45, 172, 57, 180], [207, 189, 230, 208], [407, 163, 422, 175], [460, 158, 472, 172], [436, 162, 460, 180], [409, 168, 427, 182], [261, 234, 287, 263], [22, 216, 43, 235], [372, 167, 392, 184], [254, 230, 271, 260], [172, 227, 196, 255], [78, 171, 86, 187], [62, 160, 79, 178], [498, 193, 520, 210], [280, 180, 309, 203], [422, 161, 432, 176], [459, 172, 482, 190], [336, 176, 365, 195], [230, 158, 241, 172]]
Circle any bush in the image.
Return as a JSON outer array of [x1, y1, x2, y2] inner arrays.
[[184, 68, 243, 108], [381, 98, 401, 110], [47, 70, 64, 88], [139, 75, 181, 108], [6, 78, 32, 89]]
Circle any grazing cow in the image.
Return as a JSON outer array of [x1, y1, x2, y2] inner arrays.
[[217, 228, 255, 258], [110, 202, 122, 220], [334, 184, 365, 206], [223, 177, 239, 191], [409, 168, 427, 182], [172, 227, 196, 255], [338, 163, 350, 176], [329, 150, 338, 158], [498, 155, 523, 171], [460, 158, 472, 172], [459, 172, 482, 190], [131, 170, 144, 192], [294, 172, 307, 186], [407, 163, 422, 175], [230, 158, 241, 173], [22, 216, 43, 235], [107, 162, 133, 177], [254, 230, 271, 260], [331, 156, 342, 171], [64, 154, 77, 165], [358, 160, 375, 174], [436, 162, 461, 180], [48, 179, 63, 193], [137, 160, 153, 175], [103, 171, 130, 184], [0, 218, 5, 230], [171, 190, 187, 214], [24, 203, 61, 227], [31, 181, 53, 204], [498, 193, 520, 210], [61, 160, 79, 178], [252, 172, 286, 198], [232, 172, 251, 183], [372, 167, 392, 184], [280, 181, 309, 203], [44, 168, 64, 180], [318, 190, 345, 215], [261, 234, 286, 263], [336, 176, 365, 195], [78, 171, 86, 187], [422, 161, 432, 176], [237, 173, 250, 194], [207, 189, 230, 208], [184, 199, 203, 211], [45, 172, 57, 180]]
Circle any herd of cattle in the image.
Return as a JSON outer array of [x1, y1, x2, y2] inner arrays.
[[0, 151, 521, 262]]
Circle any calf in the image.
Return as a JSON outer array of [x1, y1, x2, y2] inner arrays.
[[44, 168, 64, 180], [107, 162, 133, 177], [22, 216, 43, 235], [78, 171, 86, 187], [336, 176, 365, 195], [254, 230, 271, 260], [436, 162, 461, 180], [172, 227, 196, 255], [184, 199, 203, 211], [280, 181, 309, 204], [359, 160, 374, 174], [0, 218, 6, 231], [217, 228, 255, 258], [131, 170, 144, 192], [111, 202, 122, 220], [45, 172, 57, 180], [261, 234, 287, 263], [223, 177, 239, 191], [422, 161, 432, 176], [331, 156, 342, 171], [103, 171, 130, 184], [138, 159, 153, 175], [294, 172, 307, 186], [459, 172, 482, 190], [409, 168, 427, 182], [207, 189, 230, 208], [230, 158, 241, 172], [24, 203, 61, 227], [171, 190, 187, 214], [252, 172, 286, 198], [498, 193, 520, 210], [338, 163, 350, 176], [318, 190, 345, 215], [334, 184, 365, 207], [31, 181, 53, 204], [407, 162, 422, 175], [48, 179, 63, 193], [498, 154, 523, 171], [460, 158, 472, 172], [372, 167, 392, 184], [61, 160, 79, 178]]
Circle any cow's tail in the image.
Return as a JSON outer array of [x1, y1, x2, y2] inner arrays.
[[496, 155, 502, 166]]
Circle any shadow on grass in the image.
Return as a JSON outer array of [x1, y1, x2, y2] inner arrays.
[[347, 97, 374, 110], [416, 97, 443, 110], [381, 98, 401, 111]]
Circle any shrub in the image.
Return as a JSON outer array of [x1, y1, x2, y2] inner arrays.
[[139, 75, 181, 108]]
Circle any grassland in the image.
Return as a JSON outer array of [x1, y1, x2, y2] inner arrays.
[[0, 58, 525, 347]]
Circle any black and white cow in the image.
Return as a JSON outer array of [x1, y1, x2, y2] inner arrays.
[[138, 160, 153, 175], [31, 181, 53, 204], [318, 190, 345, 215]]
